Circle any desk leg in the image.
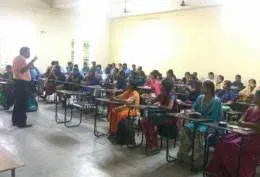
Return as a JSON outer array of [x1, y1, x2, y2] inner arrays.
[[64, 97, 68, 124], [55, 93, 58, 122], [191, 126, 197, 171], [11, 169, 15, 177], [236, 136, 244, 177], [94, 101, 98, 136]]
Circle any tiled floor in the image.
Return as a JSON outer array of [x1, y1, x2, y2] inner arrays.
[[0, 102, 202, 177]]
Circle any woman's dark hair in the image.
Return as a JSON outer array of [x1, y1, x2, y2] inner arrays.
[[194, 81, 202, 90], [218, 75, 224, 81], [224, 80, 232, 88], [6, 65, 11, 69], [128, 79, 138, 91], [203, 80, 215, 96], [167, 69, 174, 77], [67, 61, 73, 65], [249, 79, 256, 84], [162, 78, 174, 94], [73, 64, 79, 68], [208, 72, 214, 76], [191, 74, 197, 80], [151, 70, 162, 80], [235, 75, 241, 79]]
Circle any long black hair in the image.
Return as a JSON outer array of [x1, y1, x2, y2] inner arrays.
[[162, 78, 174, 94], [203, 80, 215, 96], [128, 79, 138, 91]]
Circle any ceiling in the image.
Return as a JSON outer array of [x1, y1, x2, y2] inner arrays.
[[52, 0, 223, 17]]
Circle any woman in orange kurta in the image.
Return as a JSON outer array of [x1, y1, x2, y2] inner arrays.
[[109, 80, 140, 136]]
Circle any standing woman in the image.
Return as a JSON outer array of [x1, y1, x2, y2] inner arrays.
[[12, 47, 37, 128]]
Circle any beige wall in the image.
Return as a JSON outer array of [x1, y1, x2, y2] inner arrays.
[[109, 6, 260, 84], [0, 0, 76, 72]]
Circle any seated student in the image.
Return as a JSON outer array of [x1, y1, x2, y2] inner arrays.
[[30, 63, 41, 94], [145, 70, 161, 96], [110, 63, 117, 74], [73, 64, 79, 70], [118, 63, 123, 71], [207, 90, 260, 177], [44, 61, 58, 78], [90, 61, 97, 71], [193, 72, 198, 80], [30, 63, 41, 83], [83, 70, 100, 86], [238, 79, 257, 102], [43, 65, 66, 98], [142, 79, 179, 150], [2, 65, 14, 110], [216, 80, 237, 105], [208, 72, 215, 83], [177, 81, 222, 171], [182, 72, 191, 85], [96, 64, 103, 75], [131, 64, 137, 74], [166, 69, 177, 84], [135, 66, 146, 86], [82, 62, 89, 76], [115, 70, 127, 89], [188, 80, 202, 102], [105, 64, 112, 76], [66, 67, 83, 91], [232, 74, 244, 91], [66, 61, 73, 74], [108, 80, 140, 139], [122, 63, 131, 78], [215, 75, 224, 90], [3, 65, 13, 81]]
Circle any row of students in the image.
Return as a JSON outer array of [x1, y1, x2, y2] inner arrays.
[[107, 78, 260, 176]]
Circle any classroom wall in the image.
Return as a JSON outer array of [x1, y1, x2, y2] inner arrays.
[[0, 0, 76, 72], [109, 5, 260, 84]]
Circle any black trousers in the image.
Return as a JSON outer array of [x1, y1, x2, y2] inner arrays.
[[12, 80, 29, 126]]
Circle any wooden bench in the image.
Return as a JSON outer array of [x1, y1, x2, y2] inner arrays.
[[0, 146, 24, 177]]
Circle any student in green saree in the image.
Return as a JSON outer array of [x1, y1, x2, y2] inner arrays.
[[177, 80, 223, 171]]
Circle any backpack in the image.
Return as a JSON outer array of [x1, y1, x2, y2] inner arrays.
[[116, 118, 135, 145], [26, 95, 38, 112]]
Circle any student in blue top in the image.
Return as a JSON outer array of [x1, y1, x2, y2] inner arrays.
[[177, 80, 222, 171], [82, 62, 89, 76], [216, 80, 238, 105], [123, 63, 131, 78]]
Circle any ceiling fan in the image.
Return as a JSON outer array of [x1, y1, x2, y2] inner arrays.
[[123, 0, 128, 13], [180, 0, 186, 6]]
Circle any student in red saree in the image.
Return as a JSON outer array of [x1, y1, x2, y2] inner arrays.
[[109, 80, 140, 138], [207, 90, 260, 177], [142, 78, 179, 150]]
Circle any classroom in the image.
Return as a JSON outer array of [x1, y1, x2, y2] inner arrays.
[[0, 0, 260, 177]]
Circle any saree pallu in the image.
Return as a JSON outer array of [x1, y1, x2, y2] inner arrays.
[[109, 107, 139, 134], [208, 133, 260, 177]]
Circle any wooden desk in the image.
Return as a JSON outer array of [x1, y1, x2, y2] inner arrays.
[[0, 146, 24, 177]]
